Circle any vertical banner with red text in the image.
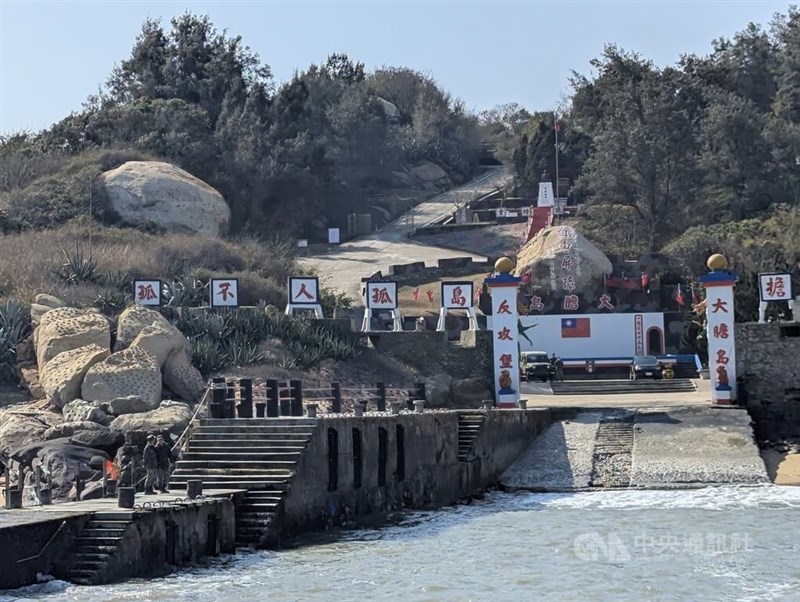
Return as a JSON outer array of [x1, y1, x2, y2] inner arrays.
[[485, 275, 522, 408], [700, 273, 737, 405]]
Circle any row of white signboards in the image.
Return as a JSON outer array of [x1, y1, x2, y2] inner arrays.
[[133, 277, 478, 310]]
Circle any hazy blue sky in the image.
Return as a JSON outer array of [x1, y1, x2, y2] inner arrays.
[[0, 0, 793, 133]]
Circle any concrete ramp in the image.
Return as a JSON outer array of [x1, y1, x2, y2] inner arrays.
[[500, 407, 768, 491]]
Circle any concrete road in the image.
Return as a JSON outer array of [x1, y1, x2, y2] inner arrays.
[[300, 167, 511, 300]]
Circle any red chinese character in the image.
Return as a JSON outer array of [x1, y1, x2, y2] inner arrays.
[[558, 240, 572, 251], [499, 353, 513, 368], [561, 256, 573, 270], [712, 324, 729, 339], [426, 289, 435, 303], [529, 296, 544, 312], [371, 287, 393, 305], [597, 293, 614, 310], [294, 283, 314, 300], [562, 275, 576, 292], [137, 284, 157, 301], [218, 282, 234, 301], [497, 300, 512, 314], [563, 294, 579, 311], [450, 286, 466, 307], [711, 298, 728, 313], [498, 327, 514, 341], [716, 349, 730, 365], [766, 276, 785, 298]]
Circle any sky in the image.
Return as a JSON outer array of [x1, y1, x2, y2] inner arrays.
[[0, 0, 794, 134]]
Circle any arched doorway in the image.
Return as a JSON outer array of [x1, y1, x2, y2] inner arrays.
[[646, 327, 664, 355]]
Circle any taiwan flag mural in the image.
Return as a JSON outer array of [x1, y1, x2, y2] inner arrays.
[[561, 317, 591, 338]]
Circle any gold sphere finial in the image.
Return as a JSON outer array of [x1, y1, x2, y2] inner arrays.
[[707, 254, 729, 271], [495, 257, 515, 274]]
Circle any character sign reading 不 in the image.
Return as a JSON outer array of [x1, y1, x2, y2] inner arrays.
[[210, 278, 239, 308]]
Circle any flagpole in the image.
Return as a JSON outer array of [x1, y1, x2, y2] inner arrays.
[[554, 112, 560, 204]]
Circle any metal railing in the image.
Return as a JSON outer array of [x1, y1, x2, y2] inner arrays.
[[172, 385, 212, 455]]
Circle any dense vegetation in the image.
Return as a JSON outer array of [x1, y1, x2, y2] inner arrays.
[[508, 10, 800, 319], [0, 14, 482, 236]]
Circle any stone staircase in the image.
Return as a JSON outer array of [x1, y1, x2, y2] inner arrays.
[[457, 413, 486, 460], [66, 511, 134, 585], [171, 418, 317, 545], [551, 379, 696, 396]]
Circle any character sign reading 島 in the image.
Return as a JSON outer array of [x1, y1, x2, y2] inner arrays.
[[485, 257, 522, 408], [699, 254, 737, 405], [438, 281, 478, 331]]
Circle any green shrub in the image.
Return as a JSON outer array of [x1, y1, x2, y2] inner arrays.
[[59, 243, 98, 285], [190, 337, 228, 377], [0, 300, 31, 383]]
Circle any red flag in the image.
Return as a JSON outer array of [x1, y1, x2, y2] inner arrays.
[[641, 273, 650, 290], [522, 272, 531, 284], [691, 283, 700, 304], [674, 284, 685, 306], [426, 289, 434, 303], [412, 287, 420, 302]]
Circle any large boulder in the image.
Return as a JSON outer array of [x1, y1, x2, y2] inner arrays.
[[408, 161, 452, 191], [34, 307, 110, 370], [515, 225, 612, 295], [43, 420, 106, 441], [81, 347, 162, 408], [450, 378, 493, 409], [425, 373, 454, 408], [131, 325, 204, 401], [0, 410, 61, 454], [62, 399, 110, 425], [42, 420, 121, 450], [39, 344, 110, 408], [109, 400, 192, 440], [30, 293, 65, 327], [100, 395, 151, 416], [115, 305, 174, 351], [99, 161, 231, 236]]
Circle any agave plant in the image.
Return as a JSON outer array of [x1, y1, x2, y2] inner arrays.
[[0, 300, 31, 383], [59, 243, 98, 285], [223, 333, 264, 367], [190, 337, 228, 377]]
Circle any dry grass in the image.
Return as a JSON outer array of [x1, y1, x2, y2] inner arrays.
[[396, 270, 489, 315], [0, 220, 295, 305]]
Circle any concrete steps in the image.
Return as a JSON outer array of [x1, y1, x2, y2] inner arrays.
[[590, 415, 635, 488], [551, 379, 696, 396], [66, 512, 134, 585], [457, 413, 486, 461], [173, 418, 316, 546]]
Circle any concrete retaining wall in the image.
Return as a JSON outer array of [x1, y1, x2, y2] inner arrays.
[[0, 514, 90, 590], [279, 409, 550, 536], [737, 322, 800, 440]]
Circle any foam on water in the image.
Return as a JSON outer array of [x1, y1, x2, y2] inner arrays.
[[3, 486, 799, 602]]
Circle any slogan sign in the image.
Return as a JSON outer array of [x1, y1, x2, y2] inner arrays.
[[485, 273, 522, 408], [365, 281, 398, 310], [700, 270, 738, 405], [210, 278, 239, 307], [288, 277, 319, 305], [441, 281, 473, 310], [133, 280, 162, 306], [759, 273, 792, 302]]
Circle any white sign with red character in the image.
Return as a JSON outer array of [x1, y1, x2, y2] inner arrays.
[[210, 278, 239, 308], [288, 277, 319, 305], [133, 280, 161, 306], [759, 273, 792, 302], [361, 281, 401, 331], [485, 269, 522, 408], [437, 281, 478, 331]]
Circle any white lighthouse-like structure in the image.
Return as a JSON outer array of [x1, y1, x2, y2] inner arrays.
[[537, 172, 554, 208]]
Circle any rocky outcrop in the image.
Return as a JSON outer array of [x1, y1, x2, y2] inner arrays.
[[0, 410, 61, 454], [100, 395, 151, 416], [99, 161, 231, 236], [81, 347, 162, 408], [39, 344, 110, 408], [34, 307, 110, 370], [451, 378, 493, 409], [109, 400, 192, 439], [426, 373, 454, 408], [62, 399, 110, 425], [30, 293, 65, 327], [515, 225, 612, 295], [117, 307, 204, 401]]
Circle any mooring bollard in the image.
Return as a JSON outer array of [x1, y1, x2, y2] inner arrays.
[[187, 479, 203, 500], [482, 400, 494, 411], [390, 401, 402, 415], [331, 382, 342, 414], [5, 488, 22, 509], [118, 486, 135, 509], [238, 378, 254, 418], [519, 399, 528, 410], [353, 404, 364, 417], [306, 404, 318, 418], [414, 400, 425, 413]]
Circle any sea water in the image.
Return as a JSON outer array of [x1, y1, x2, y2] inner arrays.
[[3, 485, 800, 602]]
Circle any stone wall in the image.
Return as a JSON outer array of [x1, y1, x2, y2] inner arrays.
[[373, 330, 493, 386], [737, 322, 800, 440], [279, 409, 550, 537]]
